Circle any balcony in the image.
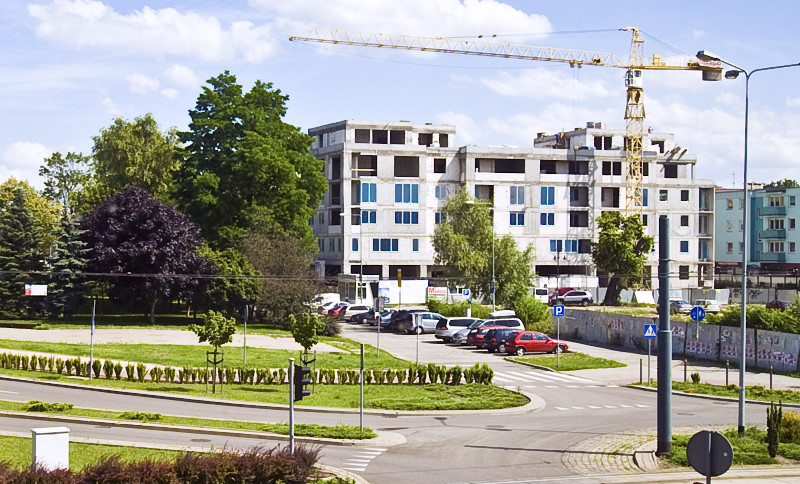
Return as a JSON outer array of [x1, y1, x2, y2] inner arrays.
[[760, 252, 786, 262], [759, 206, 786, 217], [759, 229, 786, 239]]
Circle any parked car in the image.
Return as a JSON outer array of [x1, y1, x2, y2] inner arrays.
[[327, 302, 349, 317], [451, 319, 489, 345], [479, 318, 524, 330], [531, 287, 549, 304], [766, 300, 791, 311], [350, 308, 376, 324], [468, 325, 503, 348], [483, 328, 521, 353], [435, 317, 480, 343], [549, 287, 574, 305], [372, 309, 397, 328], [318, 299, 342, 314], [397, 311, 446, 334], [657, 298, 691, 315], [505, 331, 568, 356], [388, 309, 426, 332], [341, 305, 372, 322], [556, 290, 594, 306], [692, 299, 721, 313]]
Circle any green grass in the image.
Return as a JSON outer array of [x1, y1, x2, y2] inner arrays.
[[0, 367, 527, 410], [635, 381, 800, 404], [663, 427, 800, 467], [0, 339, 406, 369], [0, 399, 376, 439], [0, 435, 184, 470], [509, 352, 626, 371]]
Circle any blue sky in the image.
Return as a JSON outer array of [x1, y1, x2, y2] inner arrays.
[[2, 0, 799, 189]]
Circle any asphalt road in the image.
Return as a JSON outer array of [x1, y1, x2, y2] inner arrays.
[[0, 323, 772, 483]]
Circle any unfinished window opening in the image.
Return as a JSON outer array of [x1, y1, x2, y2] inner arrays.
[[394, 156, 420, 177], [372, 130, 388, 144], [601, 187, 620, 208], [418, 133, 433, 147], [642, 162, 649, 176], [664, 163, 678, 178], [652, 140, 665, 153], [578, 239, 592, 253], [330, 183, 341, 206], [569, 186, 589, 207], [389, 130, 405, 144], [355, 129, 370, 143], [329, 210, 342, 226], [569, 211, 589, 227], [356, 155, 377, 177], [494, 158, 525, 174], [540, 160, 556, 174], [475, 185, 494, 202], [679, 265, 690, 280], [433, 158, 446, 174], [602, 161, 621, 176], [439, 133, 449, 147], [331, 156, 341, 180], [594, 136, 613, 150], [569, 160, 588, 175]]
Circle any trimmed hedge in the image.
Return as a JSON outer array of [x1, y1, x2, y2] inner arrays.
[[0, 353, 493, 386]]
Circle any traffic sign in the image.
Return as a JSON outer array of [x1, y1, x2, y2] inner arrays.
[[553, 305, 565, 317], [462, 288, 471, 298], [691, 306, 706, 322], [686, 430, 733, 478], [489, 281, 495, 294], [644, 324, 657, 338]]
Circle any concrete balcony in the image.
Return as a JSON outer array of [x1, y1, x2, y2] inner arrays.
[[759, 229, 786, 239], [760, 252, 786, 262], [759, 206, 787, 217]]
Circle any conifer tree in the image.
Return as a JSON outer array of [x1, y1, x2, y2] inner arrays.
[[46, 216, 89, 319], [0, 189, 45, 316]]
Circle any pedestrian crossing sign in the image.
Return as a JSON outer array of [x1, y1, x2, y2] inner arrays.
[[644, 324, 657, 338]]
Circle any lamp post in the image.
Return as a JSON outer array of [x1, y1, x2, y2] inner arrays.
[[466, 199, 495, 311], [697, 51, 800, 436]]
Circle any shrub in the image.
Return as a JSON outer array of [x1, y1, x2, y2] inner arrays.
[[21, 355, 29, 371], [150, 367, 164, 383], [691, 372, 701, 384], [164, 367, 176, 382], [512, 295, 552, 330], [55, 358, 65, 374], [103, 360, 114, 379], [64, 359, 73, 375], [29, 354, 37, 371], [25, 400, 74, 412], [136, 363, 147, 382], [126, 364, 136, 381], [113, 362, 123, 380], [782, 410, 800, 444], [450, 365, 463, 385], [119, 411, 162, 422], [225, 367, 236, 383], [322, 315, 341, 337], [767, 401, 783, 458], [79, 361, 89, 377], [91, 359, 102, 378]]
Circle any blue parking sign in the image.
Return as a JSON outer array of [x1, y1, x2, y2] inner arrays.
[[553, 305, 565, 317]]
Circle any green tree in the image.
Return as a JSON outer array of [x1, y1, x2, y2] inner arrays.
[[0, 188, 46, 316], [173, 71, 327, 249], [0, 178, 61, 257], [289, 312, 326, 353], [764, 178, 799, 189], [591, 211, 653, 306], [91, 113, 179, 202], [195, 246, 261, 317], [45, 216, 89, 319], [38, 151, 92, 216], [189, 310, 237, 351], [432, 188, 535, 306]]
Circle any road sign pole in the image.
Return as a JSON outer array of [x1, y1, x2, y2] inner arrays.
[[657, 215, 672, 456], [288, 358, 294, 455], [360, 344, 364, 432], [648, 339, 651, 385]]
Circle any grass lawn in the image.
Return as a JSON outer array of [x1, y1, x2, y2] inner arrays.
[[509, 352, 626, 371], [663, 427, 800, 467], [0, 399, 376, 439], [0, 339, 406, 370], [636, 381, 800, 404], [0, 435, 184, 471], [0, 368, 528, 410]]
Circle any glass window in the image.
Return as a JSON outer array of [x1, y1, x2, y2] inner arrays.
[[727, 199, 733, 210], [642, 214, 648, 226], [412, 239, 419, 252], [643, 188, 648, 207], [352, 238, 358, 251], [659, 190, 668, 201], [435, 212, 443, 224], [540, 186, 555, 205], [395, 183, 419, 203], [361, 183, 376, 203], [510, 212, 524, 226], [361, 210, 376, 224], [681, 189, 689, 202], [540, 213, 554, 225], [510, 186, 524, 205], [727, 242, 733, 254], [679, 265, 689, 280], [680, 215, 689, 226], [549, 239, 563, 252], [680, 241, 689, 252], [435, 185, 448, 200]]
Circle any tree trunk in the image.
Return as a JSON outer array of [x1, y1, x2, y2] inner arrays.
[[603, 274, 622, 306], [148, 298, 157, 324]]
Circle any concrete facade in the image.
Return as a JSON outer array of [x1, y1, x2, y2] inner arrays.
[[309, 120, 715, 290], [715, 186, 800, 273]]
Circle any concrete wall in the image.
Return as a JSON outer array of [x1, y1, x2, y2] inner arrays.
[[563, 308, 800, 373]]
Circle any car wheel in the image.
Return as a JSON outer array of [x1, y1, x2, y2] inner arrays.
[[552, 345, 566, 354], [515, 347, 526, 356], [557, 299, 564, 305], [443, 337, 451, 344], [497, 343, 506, 353], [581, 299, 589, 306], [414, 326, 423, 335]]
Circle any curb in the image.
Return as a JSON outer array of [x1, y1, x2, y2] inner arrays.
[[624, 382, 800, 408], [0, 410, 406, 448]]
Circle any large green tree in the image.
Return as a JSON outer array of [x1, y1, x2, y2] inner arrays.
[[45, 216, 88, 319], [173, 71, 327, 249], [91, 113, 179, 202], [764, 178, 800, 189], [194, 246, 261, 317], [38, 151, 92, 216], [0, 178, 61, 258], [591, 211, 654, 306], [0, 188, 45, 316], [432, 188, 535, 306]]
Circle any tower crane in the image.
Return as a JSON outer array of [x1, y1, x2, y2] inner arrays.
[[290, 28, 723, 215]]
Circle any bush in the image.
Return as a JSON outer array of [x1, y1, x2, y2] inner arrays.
[[25, 400, 74, 412], [55, 358, 65, 374], [427, 299, 493, 319], [92, 359, 102, 378], [119, 411, 162, 422], [707, 304, 799, 333], [103, 360, 114, 380], [126, 364, 136, 381], [321, 315, 341, 336], [136, 363, 147, 382], [113, 362, 123, 380], [512, 295, 552, 330], [783, 410, 800, 444], [691, 372, 701, 384]]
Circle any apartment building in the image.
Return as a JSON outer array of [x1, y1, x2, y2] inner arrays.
[[309, 120, 715, 290], [715, 186, 800, 273]]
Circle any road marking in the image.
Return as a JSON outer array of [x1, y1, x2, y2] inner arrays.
[[571, 406, 585, 410], [544, 385, 558, 388], [588, 405, 601, 409], [603, 405, 616, 408], [636, 404, 650, 408], [0, 390, 18, 394], [565, 385, 579, 388], [340, 447, 388, 473], [555, 407, 569, 410], [620, 404, 632, 408]]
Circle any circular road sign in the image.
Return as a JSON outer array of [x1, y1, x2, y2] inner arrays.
[[686, 430, 733, 478], [690, 306, 706, 322]]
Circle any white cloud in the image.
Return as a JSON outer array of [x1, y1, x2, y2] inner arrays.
[[100, 96, 121, 115], [28, 0, 279, 63], [787, 97, 800, 107], [126, 73, 159, 94], [480, 68, 614, 100], [163, 64, 199, 88], [161, 88, 179, 99], [1, 142, 51, 188], [693, 30, 705, 39], [435, 112, 480, 144], [259, 0, 552, 40]]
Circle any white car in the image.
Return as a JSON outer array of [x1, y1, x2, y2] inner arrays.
[[435, 317, 480, 343], [341, 304, 372, 321], [404, 312, 446, 334], [693, 299, 721, 313], [557, 290, 594, 306]]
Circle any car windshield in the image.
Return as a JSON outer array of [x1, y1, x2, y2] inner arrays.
[[468, 320, 484, 329]]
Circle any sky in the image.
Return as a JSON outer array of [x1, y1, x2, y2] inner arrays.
[[2, 0, 799, 190]]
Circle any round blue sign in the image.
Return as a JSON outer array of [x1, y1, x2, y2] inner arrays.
[[690, 306, 706, 322]]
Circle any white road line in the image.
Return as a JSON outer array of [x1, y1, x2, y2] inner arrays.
[[636, 404, 650, 408], [555, 407, 570, 410], [571, 406, 585, 410], [544, 385, 559, 388], [565, 385, 579, 388], [620, 404, 633, 408], [537, 372, 597, 384], [493, 372, 532, 382], [0, 390, 18, 394], [346, 459, 373, 463], [588, 405, 601, 409], [603, 405, 616, 408], [363, 448, 388, 452]]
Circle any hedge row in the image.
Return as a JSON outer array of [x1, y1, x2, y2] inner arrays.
[[0, 353, 494, 386], [0, 444, 326, 484]]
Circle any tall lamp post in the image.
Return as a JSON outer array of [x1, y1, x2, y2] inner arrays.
[[697, 51, 800, 436], [466, 199, 495, 311]]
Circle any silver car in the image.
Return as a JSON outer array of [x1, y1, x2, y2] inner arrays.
[[435, 317, 480, 343]]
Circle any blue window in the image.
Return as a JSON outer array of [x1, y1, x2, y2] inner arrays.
[[680, 241, 689, 253], [395, 183, 419, 203], [540, 213, 554, 225], [352, 238, 358, 252], [412, 239, 419, 252], [510, 186, 524, 205], [510, 212, 525, 226], [394, 211, 419, 224], [435, 212, 443, 224], [361, 210, 376, 224], [361, 183, 376, 203], [549, 239, 563, 252], [540, 186, 555, 205], [565, 240, 578, 252], [643, 188, 649, 207], [373, 238, 399, 252], [435, 185, 448, 200]]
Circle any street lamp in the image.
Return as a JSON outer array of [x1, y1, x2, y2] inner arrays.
[[466, 199, 495, 311], [697, 50, 800, 436]]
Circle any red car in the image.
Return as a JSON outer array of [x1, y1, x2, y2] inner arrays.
[[467, 325, 502, 349], [505, 331, 568, 356], [766, 300, 791, 311], [327, 302, 349, 317]]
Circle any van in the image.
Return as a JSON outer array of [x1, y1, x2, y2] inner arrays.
[[488, 309, 516, 318], [530, 287, 549, 304]]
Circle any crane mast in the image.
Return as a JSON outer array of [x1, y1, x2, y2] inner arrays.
[[290, 28, 721, 215]]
